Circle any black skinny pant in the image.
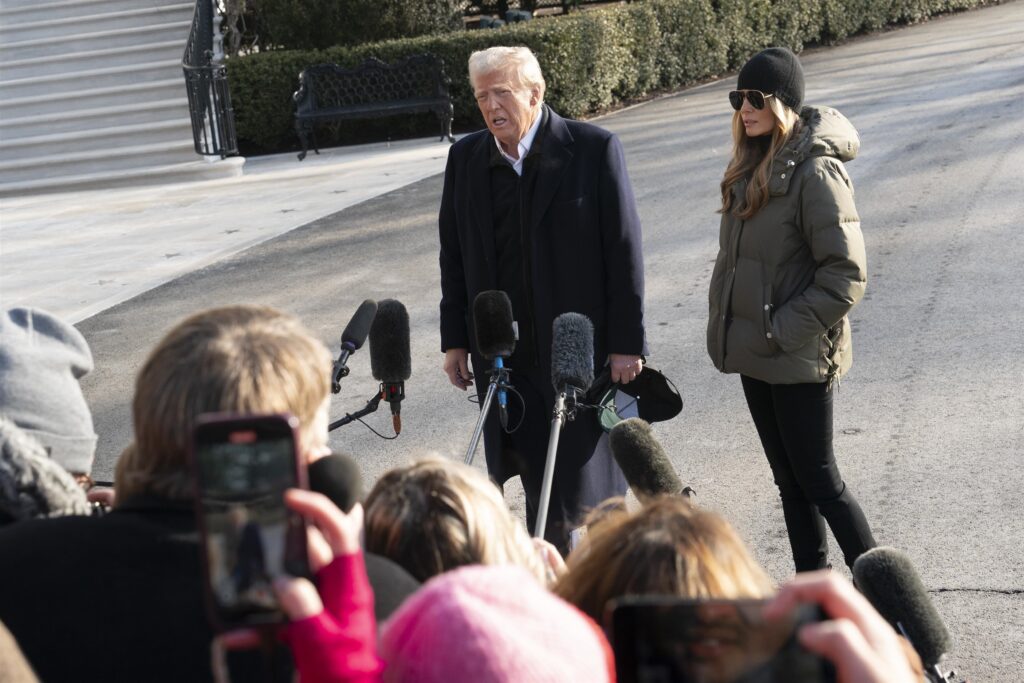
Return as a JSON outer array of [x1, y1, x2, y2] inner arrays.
[[741, 375, 876, 572]]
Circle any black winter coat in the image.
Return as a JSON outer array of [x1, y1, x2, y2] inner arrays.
[[439, 105, 647, 371]]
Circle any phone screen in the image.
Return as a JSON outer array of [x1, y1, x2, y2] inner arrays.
[[193, 415, 309, 629], [609, 597, 835, 683]]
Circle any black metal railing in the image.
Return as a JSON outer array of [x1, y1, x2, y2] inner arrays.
[[182, 0, 237, 157]]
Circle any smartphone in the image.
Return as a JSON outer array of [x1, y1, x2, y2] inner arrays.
[[607, 596, 835, 683], [191, 413, 311, 631]]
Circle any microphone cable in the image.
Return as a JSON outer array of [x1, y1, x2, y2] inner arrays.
[[352, 415, 399, 440], [332, 410, 400, 440], [466, 383, 527, 434]]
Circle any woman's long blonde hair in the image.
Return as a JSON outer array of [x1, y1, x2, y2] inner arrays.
[[720, 97, 801, 219], [553, 496, 773, 623]]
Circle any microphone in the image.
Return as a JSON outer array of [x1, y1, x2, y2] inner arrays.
[[551, 312, 594, 394], [308, 453, 363, 513], [332, 300, 378, 393], [852, 547, 954, 682], [369, 299, 411, 435], [536, 313, 595, 539], [473, 291, 516, 428], [608, 417, 692, 502]]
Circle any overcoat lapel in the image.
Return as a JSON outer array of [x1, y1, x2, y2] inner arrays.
[[530, 106, 574, 232], [467, 132, 498, 279]]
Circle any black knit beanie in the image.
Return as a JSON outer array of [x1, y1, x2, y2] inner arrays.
[[737, 47, 805, 111]]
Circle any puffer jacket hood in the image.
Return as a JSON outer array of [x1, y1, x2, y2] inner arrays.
[[769, 106, 859, 197], [707, 106, 867, 385], [799, 106, 859, 162]]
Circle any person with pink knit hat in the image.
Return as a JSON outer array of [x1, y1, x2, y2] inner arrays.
[[378, 564, 615, 683], [272, 485, 613, 683]]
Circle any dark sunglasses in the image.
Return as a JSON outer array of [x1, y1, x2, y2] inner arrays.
[[729, 90, 774, 111]]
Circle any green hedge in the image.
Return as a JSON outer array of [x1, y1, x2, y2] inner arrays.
[[231, 0, 462, 52], [227, 0, 1000, 154]]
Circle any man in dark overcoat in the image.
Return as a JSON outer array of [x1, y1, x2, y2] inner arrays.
[[439, 46, 647, 550]]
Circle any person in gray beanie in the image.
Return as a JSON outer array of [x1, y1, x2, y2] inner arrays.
[[0, 416, 91, 525], [0, 308, 98, 480]]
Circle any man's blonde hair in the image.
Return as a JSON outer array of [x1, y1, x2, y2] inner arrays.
[[468, 46, 546, 99], [554, 496, 774, 621], [364, 455, 545, 583], [114, 305, 331, 502]]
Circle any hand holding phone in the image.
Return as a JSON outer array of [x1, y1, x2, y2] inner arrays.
[[608, 596, 835, 683], [192, 413, 311, 632], [765, 571, 923, 683], [217, 489, 365, 652]]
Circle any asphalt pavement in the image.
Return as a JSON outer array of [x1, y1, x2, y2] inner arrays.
[[8, 2, 1023, 679]]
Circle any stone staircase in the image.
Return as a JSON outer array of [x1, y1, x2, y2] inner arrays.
[[0, 0, 243, 197]]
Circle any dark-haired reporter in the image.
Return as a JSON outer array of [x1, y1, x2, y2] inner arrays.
[[707, 47, 876, 572], [439, 46, 646, 550]]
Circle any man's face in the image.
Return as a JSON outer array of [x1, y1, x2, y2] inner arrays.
[[473, 69, 540, 156]]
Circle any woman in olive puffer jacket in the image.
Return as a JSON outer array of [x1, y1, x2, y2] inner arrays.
[[707, 47, 876, 572]]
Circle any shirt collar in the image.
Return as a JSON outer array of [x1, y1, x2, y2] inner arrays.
[[494, 108, 543, 173]]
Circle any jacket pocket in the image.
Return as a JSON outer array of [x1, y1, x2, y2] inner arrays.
[[762, 284, 778, 355]]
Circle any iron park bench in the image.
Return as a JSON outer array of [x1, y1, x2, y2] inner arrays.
[[293, 53, 456, 161]]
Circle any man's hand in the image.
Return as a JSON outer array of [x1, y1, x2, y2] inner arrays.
[[443, 348, 474, 390], [609, 353, 643, 384]]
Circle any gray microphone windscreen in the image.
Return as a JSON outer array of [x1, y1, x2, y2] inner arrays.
[[341, 299, 378, 350], [308, 453, 363, 513], [369, 299, 411, 382], [473, 291, 516, 360], [551, 312, 594, 391], [609, 418, 683, 501], [852, 547, 952, 668]]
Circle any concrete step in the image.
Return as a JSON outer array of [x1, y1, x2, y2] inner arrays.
[[0, 156, 246, 198], [0, 41, 182, 80], [0, 3, 193, 41], [0, 99, 190, 140], [0, 20, 191, 61], [1, 118, 194, 162], [0, 59, 181, 99], [0, 0, 171, 21], [0, 139, 199, 184], [1, 78, 185, 120]]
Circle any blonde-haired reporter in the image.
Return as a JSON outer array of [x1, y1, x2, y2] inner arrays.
[[363, 455, 547, 583], [553, 496, 773, 622], [0, 305, 335, 682]]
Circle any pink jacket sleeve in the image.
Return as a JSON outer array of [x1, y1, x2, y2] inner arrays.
[[284, 553, 384, 683]]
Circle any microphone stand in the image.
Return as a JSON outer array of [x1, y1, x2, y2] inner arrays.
[[329, 390, 383, 432], [464, 358, 512, 465], [534, 384, 582, 539]]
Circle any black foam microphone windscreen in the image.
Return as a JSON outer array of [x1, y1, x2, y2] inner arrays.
[[369, 299, 411, 382], [609, 417, 684, 502], [308, 453, 363, 513], [852, 547, 952, 669], [473, 291, 516, 360], [551, 312, 594, 392], [342, 299, 379, 350]]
